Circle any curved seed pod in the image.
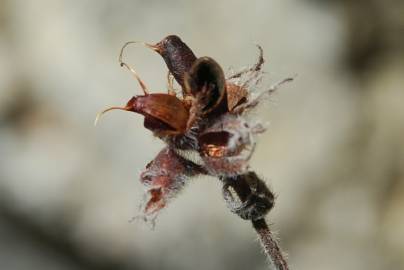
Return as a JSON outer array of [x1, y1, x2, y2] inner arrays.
[[95, 93, 189, 136], [221, 171, 274, 221], [129, 94, 189, 134], [185, 57, 226, 114], [148, 35, 197, 89]]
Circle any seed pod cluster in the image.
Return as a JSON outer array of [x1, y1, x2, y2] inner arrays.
[[96, 35, 292, 224]]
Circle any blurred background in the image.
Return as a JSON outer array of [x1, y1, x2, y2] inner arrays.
[[0, 0, 403, 269]]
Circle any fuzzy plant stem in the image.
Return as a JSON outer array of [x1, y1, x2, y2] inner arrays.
[[252, 218, 289, 270]]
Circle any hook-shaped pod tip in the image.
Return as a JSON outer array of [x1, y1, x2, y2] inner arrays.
[[94, 97, 138, 126]]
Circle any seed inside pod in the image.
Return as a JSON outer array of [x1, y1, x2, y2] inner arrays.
[[185, 57, 226, 114]]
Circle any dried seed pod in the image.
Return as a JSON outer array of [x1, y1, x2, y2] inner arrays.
[[149, 36, 247, 113], [148, 35, 197, 89], [185, 57, 226, 114], [139, 147, 204, 223], [96, 35, 291, 269], [225, 82, 248, 112], [128, 94, 190, 135], [221, 171, 274, 221], [224, 45, 267, 112], [96, 42, 194, 137], [148, 36, 257, 113], [198, 114, 264, 176], [96, 93, 190, 136]]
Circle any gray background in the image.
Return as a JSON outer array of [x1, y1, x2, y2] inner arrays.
[[0, 0, 403, 269]]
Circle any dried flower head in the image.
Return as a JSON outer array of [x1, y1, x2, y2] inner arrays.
[[96, 35, 293, 270]]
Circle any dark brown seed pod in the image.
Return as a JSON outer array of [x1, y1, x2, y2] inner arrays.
[[184, 56, 226, 114], [221, 171, 275, 221], [148, 35, 197, 89], [148, 36, 253, 113]]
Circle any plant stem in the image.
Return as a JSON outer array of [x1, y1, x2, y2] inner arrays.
[[252, 219, 289, 270]]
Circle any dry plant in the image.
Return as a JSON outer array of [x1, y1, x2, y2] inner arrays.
[[96, 35, 293, 270]]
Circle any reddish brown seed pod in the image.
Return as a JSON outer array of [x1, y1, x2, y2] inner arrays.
[[139, 147, 205, 220], [127, 94, 190, 135], [224, 45, 265, 112], [95, 40, 194, 137], [225, 82, 248, 112], [96, 93, 190, 137]]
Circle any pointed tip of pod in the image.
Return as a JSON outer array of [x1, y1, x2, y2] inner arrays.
[[94, 97, 138, 126], [94, 106, 130, 126], [148, 35, 197, 89]]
